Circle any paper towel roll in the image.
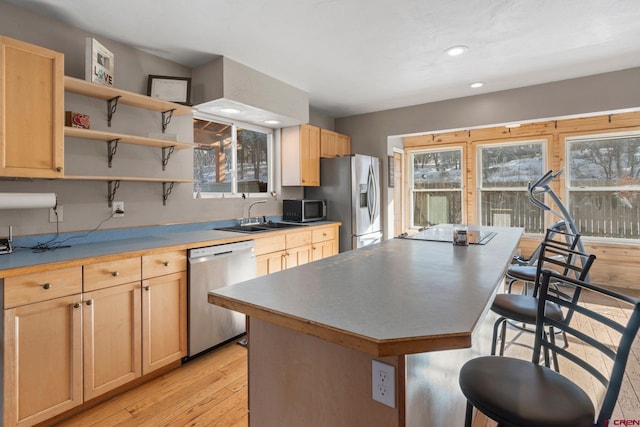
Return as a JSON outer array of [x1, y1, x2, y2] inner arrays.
[[0, 193, 57, 210]]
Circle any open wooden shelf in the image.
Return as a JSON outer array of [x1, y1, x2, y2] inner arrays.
[[64, 76, 192, 115], [64, 127, 193, 149]]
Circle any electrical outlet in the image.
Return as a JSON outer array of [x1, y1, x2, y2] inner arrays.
[[49, 206, 63, 223], [112, 201, 124, 217], [372, 359, 395, 408]]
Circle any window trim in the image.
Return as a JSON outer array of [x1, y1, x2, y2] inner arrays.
[[193, 112, 274, 198], [408, 145, 464, 229], [565, 130, 640, 242], [476, 138, 548, 233]]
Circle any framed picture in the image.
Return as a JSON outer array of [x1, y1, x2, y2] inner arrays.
[[388, 155, 394, 187], [147, 75, 192, 105]]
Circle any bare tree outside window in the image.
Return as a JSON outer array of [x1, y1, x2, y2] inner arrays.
[[193, 117, 272, 195], [478, 142, 545, 233], [568, 134, 640, 239], [411, 149, 463, 227]]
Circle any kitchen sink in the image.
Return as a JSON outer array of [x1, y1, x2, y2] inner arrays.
[[256, 221, 305, 229], [216, 225, 271, 233], [215, 221, 306, 234]]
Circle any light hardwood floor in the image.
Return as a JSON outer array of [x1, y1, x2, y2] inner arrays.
[[54, 287, 640, 427], [54, 342, 248, 427]]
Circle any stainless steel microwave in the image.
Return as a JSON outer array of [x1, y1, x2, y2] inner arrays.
[[282, 199, 327, 223]]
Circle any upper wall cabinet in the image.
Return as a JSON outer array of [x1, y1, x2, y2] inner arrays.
[[282, 124, 320, 186], [0, 36, 64, 178], [320, 129, 351, 158]]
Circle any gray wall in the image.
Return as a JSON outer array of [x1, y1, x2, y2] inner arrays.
[[0, 2, 283, 238], [336, 68, 640, 238]]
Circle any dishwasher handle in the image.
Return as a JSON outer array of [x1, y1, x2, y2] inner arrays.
[[188, 240, 255, 263]]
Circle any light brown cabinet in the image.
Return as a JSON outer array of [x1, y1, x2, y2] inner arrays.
[[254, 225, 339, 276], [141, 271, 187, 374], [82, 282, 141, 400], [82, 256, 142, 400], [0, 36, 64, 178], [141, 250, 187, 374], [320, 129, 351, 158], [2, 250, 187, 426], [282, 124, 320, 186], [311, 225, 339, 261], [3, 269, 82, 427]]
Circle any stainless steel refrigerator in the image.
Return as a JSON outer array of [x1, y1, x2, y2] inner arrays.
[[306, 154, 382, 252]]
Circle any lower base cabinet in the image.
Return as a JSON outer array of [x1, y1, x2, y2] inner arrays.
[[3, 295, 83, 427], [83, 282, 142, 401], [2, 251, 187, 427], [142, 271, 187, 374]]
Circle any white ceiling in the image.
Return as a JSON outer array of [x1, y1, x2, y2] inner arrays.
[[10, 0, 640, 118]]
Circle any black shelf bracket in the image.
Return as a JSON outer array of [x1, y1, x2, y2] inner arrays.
[[107, 139, 120, 168], [161, 146, 176, 171], [162, 182, 175, 206], [107, 96, 121, 127], [107, 180, 121, 207], [161, 109, 175, 133]]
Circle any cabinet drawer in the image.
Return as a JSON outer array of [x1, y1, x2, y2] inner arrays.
[[312, 226, 337, 243], [142, 250, 186, 279], [4, 266, 82, 308], [254, 235, 286, 255], [286, 230, 312, 248], [84, 257, 141, 291]]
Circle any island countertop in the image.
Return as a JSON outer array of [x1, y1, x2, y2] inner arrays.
[[209, 226, 523, 357]]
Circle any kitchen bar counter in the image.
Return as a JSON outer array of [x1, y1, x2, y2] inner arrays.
[[208, 226, 523, 426]]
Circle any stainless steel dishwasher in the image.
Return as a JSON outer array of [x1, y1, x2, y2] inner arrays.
[[187, 240, 256, 358]]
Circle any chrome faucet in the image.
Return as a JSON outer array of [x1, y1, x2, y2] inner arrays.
[[243, 200, 267, 224]]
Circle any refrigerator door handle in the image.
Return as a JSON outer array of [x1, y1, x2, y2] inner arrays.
[[367, 164, 378, 224]]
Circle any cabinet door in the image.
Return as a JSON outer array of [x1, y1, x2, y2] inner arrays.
[[285, 245, 312, 269], [83, 282, 142, 400], [336, 133, 351, 157], [312, 239, 337, 262], [300, 124, 320, 186], [320, 129, 337, 158], [141, 271, 187, 374], [256, 250, 286, 276], [0, 36, 64, 178], [3, 295, 82, 427]]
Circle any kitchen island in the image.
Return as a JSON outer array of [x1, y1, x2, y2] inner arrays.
[[209, 226, 523, 426]]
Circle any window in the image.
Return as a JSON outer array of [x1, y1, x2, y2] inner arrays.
[[193, 115, 273, 196], [410, 148, 463, 228], [567, 132, 640, 240], [478, 141, 545, 233]]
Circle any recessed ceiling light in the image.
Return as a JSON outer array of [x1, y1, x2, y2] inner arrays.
[[470, 82, 484, 88], [264, 119, 281, 125], [220, 107, 241, 114], [444, 45, 468, 56]]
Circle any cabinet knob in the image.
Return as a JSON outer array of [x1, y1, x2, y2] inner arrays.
[[111, 271, 119, 277], [42, 283, 51, 290], [86, 300, 93, 306], [56, 167, 63, 172], [322, 232, 327, 236], [163, 261, 170, 267], [312, 246, 316, 250], [144, 286, 150, 291], [73, 303, 80, 308]]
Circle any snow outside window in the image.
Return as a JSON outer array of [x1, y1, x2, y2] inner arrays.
[[478, 141, 545, 233]]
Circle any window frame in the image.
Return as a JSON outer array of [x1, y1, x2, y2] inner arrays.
[[193, 112, 274, 199], [565, 130, 640, 242], [408, 145, 465, 229], [476, 138, 548, 234]]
